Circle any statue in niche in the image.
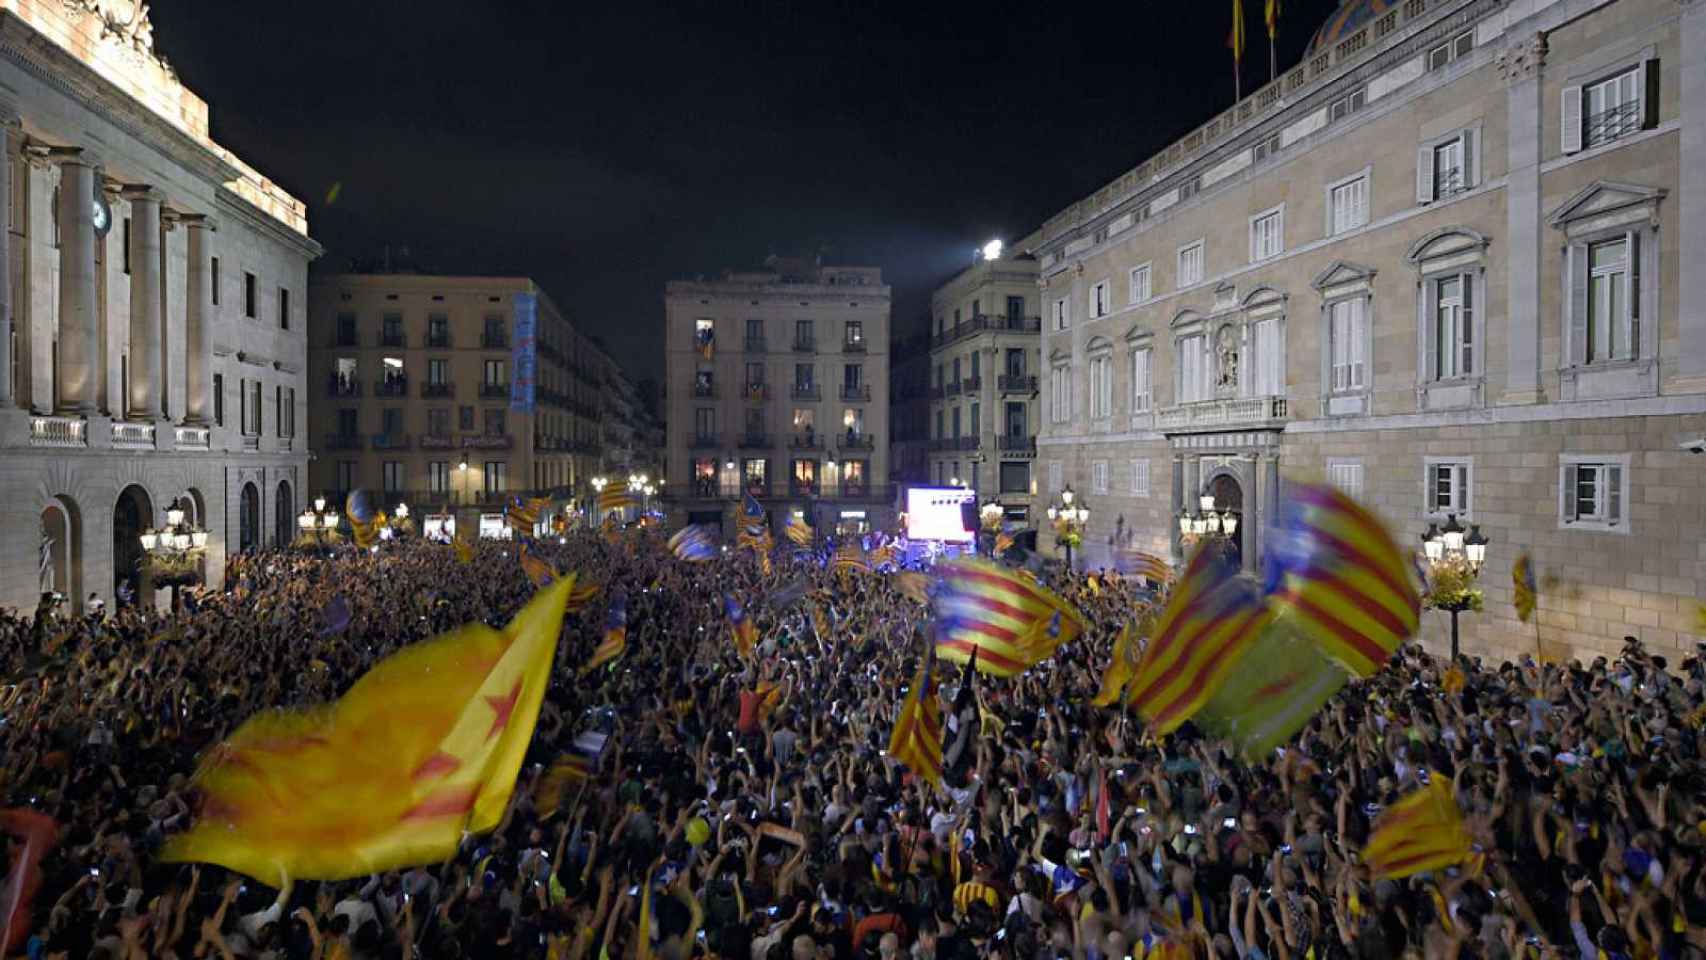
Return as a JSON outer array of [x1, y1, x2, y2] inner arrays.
[[1215, 325, 1239, 394]]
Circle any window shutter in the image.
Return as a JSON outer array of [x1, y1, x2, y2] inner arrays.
[[1420, 281, 1438, 382], [1561, 464, 1579, 522], [1641, 59, 1660, 130], [1462, 272, 1475, 374], [1627, 230, 1642, 357], [1461, 129, 1478, 188], [1416, 147, 1436, 203], [1567, 244, 1589, 366], [1561, 85, 1583, 154], [1425, 466, 1439, 513], [1607, 465, 1622, 524]]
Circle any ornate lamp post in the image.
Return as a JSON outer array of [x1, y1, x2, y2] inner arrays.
[[139, 498, 209, 612], [1046, 485, 1090, 571], [297, 497, 341, 552], [1419, 513, 1490, 660], [1177, 493, 1239, 552]]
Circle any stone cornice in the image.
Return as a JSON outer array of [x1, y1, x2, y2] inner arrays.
[[215, 185, 324, 261]]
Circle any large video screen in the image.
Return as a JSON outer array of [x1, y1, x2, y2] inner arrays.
[[905, 487, 976, 543]]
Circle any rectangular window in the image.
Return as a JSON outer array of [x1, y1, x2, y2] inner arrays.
[[1329, 174, 1369, 235], [745, 362, 765, 390], [458, 406, 474, 430], [483, 461, 508, 495], [278, 287, 290, 330], [277, 386, 295, 438], [695, 407, 716, 439], [428, 358, 449, 385], [249, 379, 262, 435], [483, 359, 506, 386], [1559, 455, 1628, 531], [1329, 298, 1366, 392], [1250, 318, 1281, 395], [1048, 460, 1063, 493], [1327, 460, 1365, 500], [1328, 88, 1366, 124], [1251, 132, 1281, 164], [484, 315, 508, 347], [844, 320, 864, 349], [794, 363, 814, 390], [843, 364, 862, 389], [211, 256, 220, 305], [337, 408, 359, 437], [1006, 296, 1025, 322], [745, 318, 764, 348], [335, 313, 357, 347], [1418, 130, 1476, 202], [1586, 236, 1634, 363], [1250, 207, 1284, 261], [1178, 241, 1204, 287], [427, 408, 449, 436], [213, 373, 224, 427], [794, 319, 814, 349], [1000, 462, 1029, 494], [122, 217, 131, 274], [971, 351, 981, 380], [428, 313, 450, 346], [243, 271, 257, 319], [1091, 461, 1109, 495], [336, 461, 356, 492], [381, 313, 403, 347], [1178, 334, 1208, 402], [429, 462, 450, 495], [1432, 274, 1473, 379], [1129, 263, 1152, 304], [1050, 364, 1072, 423], [1090, 279, 1110, 318], [1130, 347, 1152, 412], [1566, 63, 1656, 153], [1178, 175, 1201, 202], [1089, 355, 1112, 419], [1129, 459, 1150, 497], [1426, 29, 1474, 70], [483, 408, 506, 436], [1434, 140, 1464, 198], [842, 408, 864, 434], [1425, 458, 1473, 517], [382, 407, 403, 437], [934, 409, 944, 440], [1051, 298, 1069, 331], [382, 461, 403, 494]]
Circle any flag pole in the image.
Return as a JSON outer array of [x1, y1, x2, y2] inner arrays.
[[1270, 34, 1277, 84]]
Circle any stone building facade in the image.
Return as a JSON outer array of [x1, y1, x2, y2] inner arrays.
[[663, 257, 893, 538], [0, 2, 320, 613], [1034, 0, 1706, 663]]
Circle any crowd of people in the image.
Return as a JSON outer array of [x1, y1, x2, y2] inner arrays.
[[2, 527, 1705, 959]]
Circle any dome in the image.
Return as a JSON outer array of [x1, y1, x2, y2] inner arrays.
[[1305, 0, 1398, 55]]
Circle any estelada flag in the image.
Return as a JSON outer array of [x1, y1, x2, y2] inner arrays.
[[1195, 617, 1348, 761], [894, 571, 932, 605], [1362, 778, 1473, 879], [566, 579, 601, 609], [1512, 552, 1537, 623], [161, 576, 575, 883], [933, 559, 1086, 678], [519, 547, 556, 587], [724, 594, 756, 657], [581, 592, 627, 674], [505, 499, 539, 534], [887, 657, 943, 788], [1091, 621, 1141, 707]]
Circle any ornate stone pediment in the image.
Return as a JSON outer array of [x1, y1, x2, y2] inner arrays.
[[1546, 180, 1666, 229], [1310, 260, 1378, 290]]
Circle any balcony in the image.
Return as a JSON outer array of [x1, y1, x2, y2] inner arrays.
[[997, 434, 1037, 458], [743, 384, 769, 402], [174, 425, 210, 449], [481, 332, 509, 349], [790, 383, 820, 401], [693, 383, 717, 399], [479, 382, 509, 399], [738, 433, 771, 450], [324, 433, 364, 450], [789, 482, 820, 497], [111, 421, 156, 449], [461, 433, 514, 450], [744, 336, 767, 353], [843, 432, 875, 451], [998, 373, 1037, 393], [792, 336, 816, 353], [789, 433, 821, 450], [944, 380, 961, 397], [375, 377, 409, 397], [426, 331, 452, 348], [327, 376, 362, 398], [1156, 395, 1290, 432], [372, 433, 412, 451], [932, 313, 1042, 348], [380, 332, 407, 348], [840, 384, 871, 401], [420, 433, 455, 450], [842, 338, 867, 354], [690, 433, 720, 449], [422, 382, 454, 398], [333, 332, 359, 348], [961, 376, 982, 394]]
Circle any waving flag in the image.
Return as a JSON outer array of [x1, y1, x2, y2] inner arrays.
[[533, 755, 591, 816], [519, 547, 556, 587], [582, 592, 628, 674], [0, 809, 58, 954], [833, 542, 870, 575], [887, 656, 944, 788], [567, 579, 601, 610], [1091, 621, 1142, 707], [1264, 484, 1419, 678], [894, 571, 933, 605], [452, 536, 474, 565], [506, 499, 540, 535], [318, 596, 352, 637], [349, 513, 385, 549], [1512, 552, 1537, 623], [1115, 548, 1173, 585], [669, 525, 717, 562], [1362, 778, 1473, 879], [597, 481, 637, 514], [1195, 618, 1348, 759], [743, 491, 765, 521], [783, 513, 813, 547], [993, 531, 1014, 557], [870, 542, 900, 569], [1125, 545, 1272, 735], [933, 559, 1086, 678], [162, 576, 575, 882], [725, 594, 756, 657], [809, 601, 832, 642]]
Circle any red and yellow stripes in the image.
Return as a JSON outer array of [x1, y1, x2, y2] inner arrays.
[[933, 559, 1085, 678], [887, 660, 943, 788], [1362, 779, 1472, 879]]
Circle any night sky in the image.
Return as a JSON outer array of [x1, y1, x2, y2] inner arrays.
[[162, 0, 1343, 382]]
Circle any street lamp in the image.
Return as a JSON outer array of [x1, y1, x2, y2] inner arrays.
[[1046, 485, 1090, 571], [139, 497, 209, 612], [1419, 513, 1491, 660], [298, 499, 340, 552], [1178, 492, 1239, 551]]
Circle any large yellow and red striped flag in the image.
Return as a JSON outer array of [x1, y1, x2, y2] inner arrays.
[[1264, 483, 1419, 678], [887, 657, 943, 788], [566, 579, 601, 610], [162, 576, 575, 882], [1362, 778, 1473, 879], [833, 541, 870, 575], [933, 559, 1086, 678], [597, 481, 637, 514], [1091, 621, 1142, 708], [506, 499, 541, 535], [580, 592, 627, 674], [1195, 618, 1348, 760], [783, 513, 813, 547], [532, 754, 591, 816], [1228, 0, 1247, 63], [1125, 545, 1272, 735]]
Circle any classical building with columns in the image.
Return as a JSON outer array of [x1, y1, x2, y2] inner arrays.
[[0, 1, 320, 613], [1034, 0, 1706, 663]]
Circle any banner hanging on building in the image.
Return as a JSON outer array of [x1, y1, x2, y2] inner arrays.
[[511, 291, 538, 414]]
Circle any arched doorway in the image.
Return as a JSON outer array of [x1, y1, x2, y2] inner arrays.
[[274, 480, 293, 548], [1205, 472, 1244, 569], [113, 485, 154, 606], [40, 496, 81, 609], [239, 482, 260, 553]]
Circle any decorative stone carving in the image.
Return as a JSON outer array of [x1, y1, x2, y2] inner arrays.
[[1495, 33, 1547, 84], [1215, 325, 1240, 395]]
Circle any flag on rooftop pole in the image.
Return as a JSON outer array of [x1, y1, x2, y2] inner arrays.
[[1229, 0, 1247, 100], [1265, 0, 1280, 82], [161, 575, 575, 883]]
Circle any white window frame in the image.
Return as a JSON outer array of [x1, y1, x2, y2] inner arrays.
[[1090, 279, 1111, 319], [1328, 88, 1366, 125], [1423, 457, 1473, 518], [1052, 298, 1070, 331], [1416, 127, 1479, 204], [1129, 458, 1151, 497], [1425, 29, 1474, 71], [1326, 168, 1370, 236], [1326, 459, 1364, 501], [1091, 460, 1109, 495], [1129, 263, 1152, 304], [1050, 362, 1072, 424], [1130, 346, 1152, 412], [1550, 181, 1663, 400], [1563, 58, 1656, 155], [1430, 273, 1474, 381], [1246, 315, 1283, 397], [1585, 236, 1634, 364], [1176, 333, 1209, 403], [1249, 204, 1284, 262], [1088, 353, 1112, 419], [1327, 297, 1366, 394], [1558, 453, 1630, 533], [1177, 240, 1205, 289], [1047, 460, 1063, 493]]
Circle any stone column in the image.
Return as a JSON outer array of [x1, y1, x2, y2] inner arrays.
[[182, 214, 213, 424], [1679, 0, 1706, 384], [0, 113, 17, 408], [1499, 33, 1547, 405], [123, 186, 163, 420], [52, 150, 99, 415]]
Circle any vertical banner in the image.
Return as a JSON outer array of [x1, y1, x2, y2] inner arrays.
[[511, 292, 538, 415]]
